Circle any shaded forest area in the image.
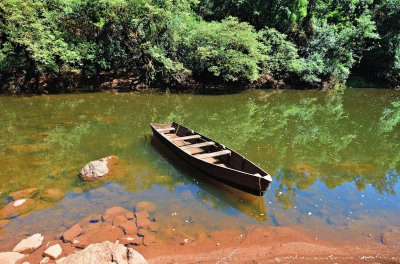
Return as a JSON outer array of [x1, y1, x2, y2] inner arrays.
[[0, 0, 399, 94]]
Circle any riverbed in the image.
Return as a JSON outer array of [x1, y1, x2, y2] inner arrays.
[[0, 88, 399, 254]]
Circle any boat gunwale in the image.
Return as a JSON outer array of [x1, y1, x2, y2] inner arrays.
[[150, 122, 272, 182]]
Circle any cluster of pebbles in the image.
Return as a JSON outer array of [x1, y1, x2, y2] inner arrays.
[[72, 203, 158, 248], [0, 202, 156, 263]]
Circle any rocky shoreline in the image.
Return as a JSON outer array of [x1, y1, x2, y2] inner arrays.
[[1, 210, 399, 263], [1, 202, 400, 263], [1, 157, 400, 263], [0, 202, 155, 264]]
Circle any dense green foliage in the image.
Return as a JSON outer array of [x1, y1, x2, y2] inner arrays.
[[0, 0, 399, 93]]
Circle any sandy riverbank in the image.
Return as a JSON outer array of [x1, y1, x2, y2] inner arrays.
[[1, 201, 399, 263], [142, 226, 400, 264]]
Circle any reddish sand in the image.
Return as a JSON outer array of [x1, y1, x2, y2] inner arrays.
[[140, 226, 400, 264], [11, 225, 400, 264], [1, 206, 399, 264]]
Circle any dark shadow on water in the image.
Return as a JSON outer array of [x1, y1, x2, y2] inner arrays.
[[150, 136, 267, 221]]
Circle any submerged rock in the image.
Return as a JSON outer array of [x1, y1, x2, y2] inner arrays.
[[13, 233, 44, 254], [135, 210, 151, 229], [42, 188, 64, 201], [9, 188, 39, 200], [137, 228, 149, 237], [112, 215, 126, 227], [62, 224, 84, 242], [119, 221, 137, 235], [124, 211, 135, 220], [84, 222, 124, 244], [0, 252, 26, 263], [119, 235, 142, 246], [56, 241, 147, 264], [102, 206, 129, 223], [80, 155, 119, 181], [72, 236, 89, 249], [136, 201, 157, 213], [0, 199, 35, 219]]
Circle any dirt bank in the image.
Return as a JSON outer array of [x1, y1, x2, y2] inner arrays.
[[142, 226, 400, 264], [1, 206, 399, 263]]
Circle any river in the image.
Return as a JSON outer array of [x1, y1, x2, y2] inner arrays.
[[0, 88, 399, 248]]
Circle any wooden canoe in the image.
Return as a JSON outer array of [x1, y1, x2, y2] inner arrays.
[[150, 122, 272, 196]]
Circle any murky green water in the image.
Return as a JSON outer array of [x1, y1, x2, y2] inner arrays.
[[0, 89, 399, 246]]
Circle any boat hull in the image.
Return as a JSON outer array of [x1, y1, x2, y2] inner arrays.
[[150, 125, 271, 196]]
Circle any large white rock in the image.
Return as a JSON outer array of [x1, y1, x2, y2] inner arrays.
[[43, 244, 62, 259], [57, 241, 147, 264], [13, 233, 44, 254], [0, 252, 26, 264], [80, 156, 118, 180], [81, 160, 108, 177]]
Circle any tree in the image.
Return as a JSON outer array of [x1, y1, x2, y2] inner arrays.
[[0, 0, 79, 93], [178, 17, 269, 82]]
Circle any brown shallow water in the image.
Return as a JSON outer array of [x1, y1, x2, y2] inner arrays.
[[0, 88, 399, 256]]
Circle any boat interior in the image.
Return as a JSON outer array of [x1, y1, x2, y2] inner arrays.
[[153, 123, 268, 176]]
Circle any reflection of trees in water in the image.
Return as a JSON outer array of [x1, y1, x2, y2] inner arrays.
[[274, 169, 298, 210], [270, 92, 399, 207], [44, 123, 90, 164], [379, 100, 400, 169], [0, 98, 90, 193], [197, 191, 230, 211], [150, 90, 400, 209], [380, 101, 400, 133], [367, 99, 400, 195], [0, 92, 399, 213], [264, 90, 356, 163]]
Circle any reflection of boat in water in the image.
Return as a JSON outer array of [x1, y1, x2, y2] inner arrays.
[[151, 135, 267, 222], [150, 122, 272, 196]]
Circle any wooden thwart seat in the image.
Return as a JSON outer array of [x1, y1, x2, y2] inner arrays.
[[157, 127, 175, 132], [203, 157, 219, 164], [180, 141, 215, 150], [195, 150, 231, 159], [185, 147, 205, 155], [170, 135, 201, 141], [174, 140, 191, 147]]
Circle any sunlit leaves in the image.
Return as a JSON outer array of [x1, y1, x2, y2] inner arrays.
[[179, 17, 267, 82]]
